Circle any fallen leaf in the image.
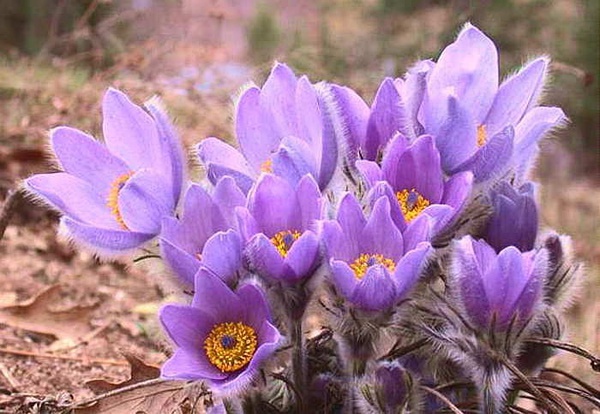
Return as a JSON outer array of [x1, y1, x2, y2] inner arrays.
[[0, 285, 96, 344], [74, 380, 206, 414], [85, 353, 161, 394]]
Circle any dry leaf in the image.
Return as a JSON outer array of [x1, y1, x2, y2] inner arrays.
[[0, 285, 96, 343], [74, 380, 204, 414], [85, 353, 161, 394]]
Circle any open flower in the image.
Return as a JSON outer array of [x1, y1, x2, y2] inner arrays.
[[241, 174, 323, 283], [198, 62, 338, 193], [160, 177, 245, 286], [483, 181, 538, 252], [321, 194, 432, 311], [358, 134, 473, 236], [419, 23, 566, 182], [160, 269, 280, 394], [453, 236, 548, 331], [24, 88, 184, 256]]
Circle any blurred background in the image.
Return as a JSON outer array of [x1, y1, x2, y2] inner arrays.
[[0, 0, 597, 405]]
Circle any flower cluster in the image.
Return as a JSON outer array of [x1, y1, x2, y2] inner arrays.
[[26, 23, 594, 413]]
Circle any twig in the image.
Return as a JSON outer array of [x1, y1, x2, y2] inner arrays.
[[0, 346, 131, 366], [525, 337, 600, 371], [542, 367, 600, 397], [0, 188, 25, 241], [420, 385, 465, 414]]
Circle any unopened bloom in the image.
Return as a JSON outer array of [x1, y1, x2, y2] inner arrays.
[[322, 194, 432, 311], [419, 23, 565, 181], [358, 134, 473, 235], [160, 269, 280, 394], [483, 181, 538, 252], [24, 88, 184, 256], [241, 174, 323, 283], [160, 177, 245, 286], [453, 236, 548, 330], [357, 362, 416, 413], [198, 62, 338, 192]]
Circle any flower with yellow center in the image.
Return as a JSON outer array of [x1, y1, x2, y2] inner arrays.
[[106, 171, 134, 230], [204, 321, 258, 372], [396, 188, 430, 223], [350, 253, 396, 280], [270, 230, 301, 257]]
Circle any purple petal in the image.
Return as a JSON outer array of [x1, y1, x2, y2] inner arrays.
[[235, 283, 271, 330], [393, 242, 431, 299], [160, 234, 201, 286], [201, 230, 243, 285], [50, 127, 129, 196], [361, 197, 404, 260], [484, 57, 549, 136], [295, 76, 322, 146], [321, 220, 350, 261], [272, 136, 319, 187], [296, 175, 323, 230], [315, 86, 340, 189], [212, 176, 247, 225], [380, 133, 409, 188], [330, 260, 358, 300], [118, 169, 174, 234], [367, 181, 408, 231], [401, 60, 434, 138], [192, 269, 244, 321], [235, 206, 259, 242], [365, 78, 405, 160], [441, 171, 473, 212], [260, 63, 299, 137], [336, 193, 367, 256], [245, 233, 285, 280], [197, 137, 255, 185], [351, 266, 397, 311], [161, 348, 227, 381], [159, 304, 213, 351], [511, 249, 547, 323], [356, 160, 383, 188], [403, 214, 433, 251], [284, 230, 320, 282], [454, 240, 491, 328], [490, 246, 526, 326], [248, 174, 300, 236]]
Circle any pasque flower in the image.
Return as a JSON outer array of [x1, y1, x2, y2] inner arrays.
[[160, 177, 245, 286], [241, 174, 323, 283], [24, 88, 184, 256], [198, 62, 338, 193], [357, 134, 473, 236], [483, 181, 538, 252], [160, 269, 280, 394], [321, 194, 432, 311], [419, 23, 566, 182], [453, 236, 548, 330]]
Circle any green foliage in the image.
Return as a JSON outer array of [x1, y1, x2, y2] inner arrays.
[[247, 3, 281, 66]]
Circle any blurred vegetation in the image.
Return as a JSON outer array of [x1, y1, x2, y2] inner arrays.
[[247, 2, 281, 66]]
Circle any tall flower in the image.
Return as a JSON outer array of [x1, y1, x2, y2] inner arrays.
[[321, 194, 432, 312], [160, 269, 280, 394], [241, 174, 323, 284], [197, 62, 338, 193], [419, 23, 566, 182], [24, 88, 184, 256], [452, 236, 548, 331], [160, 177, 245, 286], [357, 134, 473, 236]]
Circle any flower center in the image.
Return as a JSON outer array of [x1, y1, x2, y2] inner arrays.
[[396, 188, 430, 222], [477, 124, 487, 147], [260, 158, 273, 173], [350, 253, 396, 280], [204, 321, 258, 373], [270, 230, 301, 257], [107, 171, 134, 230]]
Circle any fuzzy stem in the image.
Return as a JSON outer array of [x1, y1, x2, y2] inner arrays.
[[290, 317, 306, 412]]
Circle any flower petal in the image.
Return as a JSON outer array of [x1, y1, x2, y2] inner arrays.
[[296, 175, 323, 230], [330, 260, 359, 300], [245, 233, 285, 280], [161, 348, 227, 381], [361, 197, 404, 260], [365, 78, 405, 160], [393, 242, 432, 299], [159, 304, 213, 351], [356, 160, 383, 188], [260, 62, 299, 138], [284, 230, 320, 282], [248, 174, 300, 236], [351, 266, 397, 311], [202, 230, 243, 285], [272, 136, 319, 188], [160, 234, 201, 286], [191, 268, 244, 321]]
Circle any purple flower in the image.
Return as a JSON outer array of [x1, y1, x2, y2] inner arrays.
[[321, 194, 432, 311], [419, 23, 566, 181], [241, 174, 323, 283], [160, 177, 245, 286], [367, 362, 411, 412], [24, 88, 184, 256], [160, 269, 280, 394], [197, 62, 338, 192], [357, 134, 473, 236], [453, 236, 548, 331], [483, 181, 538, 252]]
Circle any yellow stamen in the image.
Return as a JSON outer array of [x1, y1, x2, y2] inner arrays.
[[260, 158, 273, 173], [477, 124, 487, 147], [204, 321, 258, 372], [349, 253, 396, 280], [270, 230, 301, 257], [107, 171, 134, 230], [396, 188, 430, 222]]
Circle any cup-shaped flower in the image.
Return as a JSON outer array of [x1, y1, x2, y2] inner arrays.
[[452, 236, 548, 331], [160, 177, 245, 286], [197, 62, 338, 192], [483, 181, 538, 252], [357, 361, 415, 413], [322, 194, 433, 311], [358, 134, 473, 236], [24, 88, 184, 256], [160, 269, 280, 394], [419, 23, 565, 182], [242, 174, 323, 283]]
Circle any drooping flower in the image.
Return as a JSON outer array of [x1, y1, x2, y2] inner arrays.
[[357, 134, 473, 236], [241, 174, 323, 283], [321, 194, 432, 311], [160, 269, 280, 394], [452, 236, 548, 331], [160, 177, 245, 286], [419, 23, 566, 182], [197, 62, 338, 193], [482, 181, 538, 252], [24, 88, 185, 256]]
